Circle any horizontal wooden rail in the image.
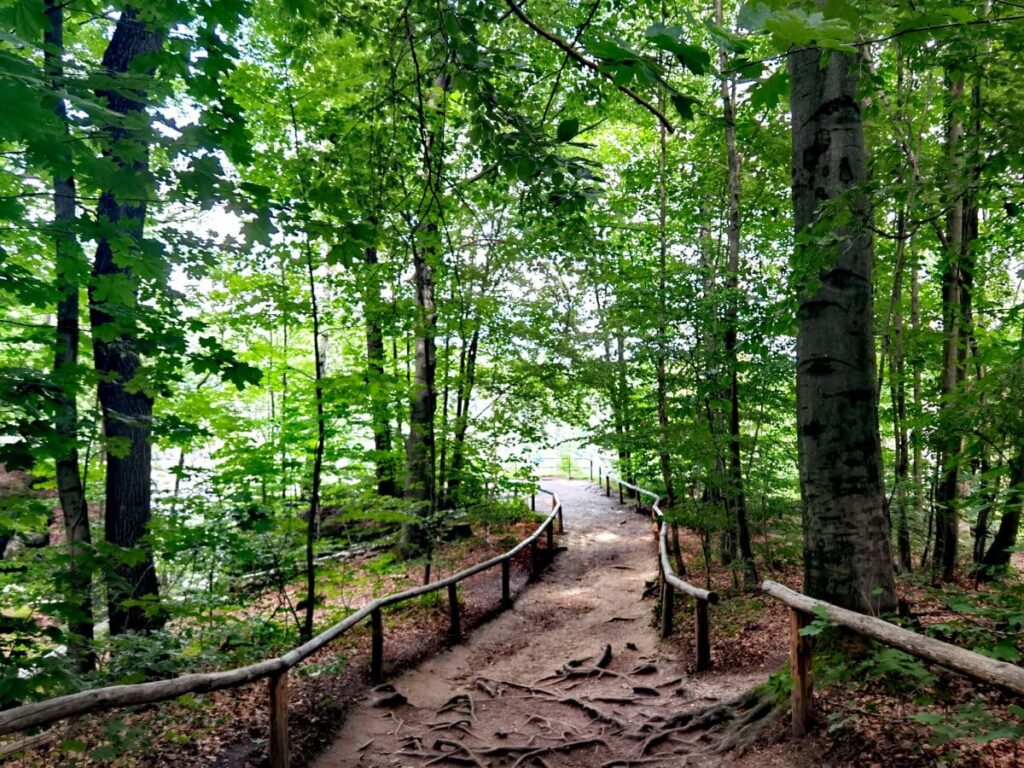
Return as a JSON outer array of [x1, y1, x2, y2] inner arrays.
[[0, 485, 564, 768], [762, 579, 1024, 736], [605, 471, 717, 670]]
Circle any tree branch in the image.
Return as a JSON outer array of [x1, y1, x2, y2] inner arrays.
[[502, 0, 675, 133]]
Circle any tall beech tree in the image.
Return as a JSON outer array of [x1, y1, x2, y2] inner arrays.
[[788, 42, 897, 614]]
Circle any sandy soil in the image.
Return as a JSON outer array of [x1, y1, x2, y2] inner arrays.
[[311, 479, 788, 768]]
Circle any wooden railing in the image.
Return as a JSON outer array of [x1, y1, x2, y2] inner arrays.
[[604, 472, 718, 670], [762, 579, 1024, 736], [0, 486, 564, 767]]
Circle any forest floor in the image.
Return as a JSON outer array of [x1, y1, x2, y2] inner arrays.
[[7, 479, 1024, 766], [309, 479, 820, 768]]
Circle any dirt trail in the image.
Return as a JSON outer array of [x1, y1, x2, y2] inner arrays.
[[312, 480, 776, 767]]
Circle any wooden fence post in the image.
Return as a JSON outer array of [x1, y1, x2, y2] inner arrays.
[[501, 559, 512, 608], [695, 599, 711, 671], [448, 583, 460, 639], [268, 671, 289, 768], [557, 504, 564, 534], [605, 476, 610, 497], [371, 608, 384, 683], [618, 482, 624, 504], [531, 493, 536, 512], [660, 581, 674, 638], [589, 460, 593, 481], [790, 608, 814, 736]]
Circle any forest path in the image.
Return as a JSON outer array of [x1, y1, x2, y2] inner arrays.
[[312, 480, 775, 767]]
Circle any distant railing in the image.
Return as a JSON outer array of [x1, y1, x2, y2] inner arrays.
[[534, 455, 597, 481], [0, 486, 564, 768], [604, 472, 718, 670], [762, 580, 1024, 736]]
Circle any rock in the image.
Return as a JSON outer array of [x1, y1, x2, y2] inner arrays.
[[372, 692, 407, 708], [371, 683, 408, 708]]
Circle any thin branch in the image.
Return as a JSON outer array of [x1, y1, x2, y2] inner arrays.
[[502, 0, 675, 133]]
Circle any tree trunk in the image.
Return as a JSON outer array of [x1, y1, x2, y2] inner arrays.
[[364, 242, 397, 497], [615, 330, 634, 490], [890, 217, 913, 574], [302, 242, 326, 642], [655, 14, 674, 509], [402, 19, 443, 559], [46, 0, 94, 669], [788, 43, 896, 614], [403, 231, 438, 557], [933, 70, 977, 583], [717, 0, 756, 586], [89, 6, 164, 636], [445, 327, 479, 508], [981, 451, 1024, 575]]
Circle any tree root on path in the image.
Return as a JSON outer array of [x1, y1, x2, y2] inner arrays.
[[601, 757, 682, 767], [508, 737, 609, 768], [535, 643, 617, 685], [460, 657, 779, 766], [555, 696, 633, 732], [641, 688, 782, 758], [438, 693, 477, 720]]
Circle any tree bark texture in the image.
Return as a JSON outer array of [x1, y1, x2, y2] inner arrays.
[[46, 0, 95, 668], [933, 72, 968, 583], [445, 327, 478, 508], [89, 6, 164, 636], [788, 44, 896, 614], [717, 0, 756, 586], [364, 243, 397, 497]]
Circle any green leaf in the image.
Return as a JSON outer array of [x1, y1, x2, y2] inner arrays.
[[556, 117, 579, 142], [60, 739, 88, 753], [737, 2, 771, 31], [588, 38, 641, 65], [13, 0, 46, 40], [670, 93, 700, 122], [974, 725, 1022, 744], [89, 745, 119, 762], [327, 240, 361, 266], [750, 70, 789, 111], [644, 24, 711, 75], [516, 157, 537, 181]]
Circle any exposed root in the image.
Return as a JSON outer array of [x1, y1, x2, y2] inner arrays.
[[525, 713, 583, 736], [438, 693, 477, 721], [637, 726, 693, 756], [630, 663, 659, 676], [478, 677, 560, 698], [632, 686, 661, 697], [424, 738, 485, 768], [638, 688, 782, 759], [475, 678, 498, 698], [508, 737, 609, 768], [714, 697, 784, 755], [602, 757, 681, 767], [556, 697, 633, 732]]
